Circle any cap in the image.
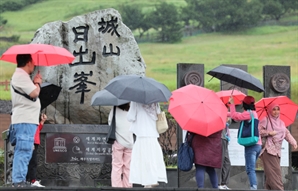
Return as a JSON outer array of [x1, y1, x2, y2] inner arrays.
[[243, 96, 255, 105]]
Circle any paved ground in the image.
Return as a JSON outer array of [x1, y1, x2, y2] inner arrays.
[[0, 187, 272, 191], [0, 100, 11, 114]]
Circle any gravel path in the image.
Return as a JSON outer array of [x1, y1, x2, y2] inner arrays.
[[0, 100, 12, 114]]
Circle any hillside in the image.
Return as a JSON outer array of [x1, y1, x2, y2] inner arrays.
[[0, 0, 297, 103]]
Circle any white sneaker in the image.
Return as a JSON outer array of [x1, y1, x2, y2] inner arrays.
[[31, 180, 45, 187], [218, 185, 231, 190]]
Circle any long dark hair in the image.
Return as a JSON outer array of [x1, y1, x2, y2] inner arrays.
[[118, 103, 130, 111], [242, 102, 255, 111]]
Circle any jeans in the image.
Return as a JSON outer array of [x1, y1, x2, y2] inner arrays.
[[12, 123, 37, 184], [244, 144, 261, 190], [195, 164, 218, 188]]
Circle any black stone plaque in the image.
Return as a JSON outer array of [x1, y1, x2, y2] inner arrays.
[[270, 72, 290, 93], [46, 133, 112, 163]]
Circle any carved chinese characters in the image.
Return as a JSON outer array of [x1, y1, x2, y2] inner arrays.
[[31, 8, 146, 124]]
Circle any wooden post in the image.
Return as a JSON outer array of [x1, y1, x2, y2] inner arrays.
[[4, 80, 9, 91]]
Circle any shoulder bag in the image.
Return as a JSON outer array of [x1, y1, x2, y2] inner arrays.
[[156, 111, 169, 134], [178, 132, 194, 171], [237, 110, 259, 146], [156, 103, 169, 134]]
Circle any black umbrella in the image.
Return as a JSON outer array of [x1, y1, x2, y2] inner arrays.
[[207, 65, 264, 93], [39, 82, 62, 110], [105, 75, 172, 104]]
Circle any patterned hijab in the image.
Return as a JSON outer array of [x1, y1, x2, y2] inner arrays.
[[142, 103, 158, 120]]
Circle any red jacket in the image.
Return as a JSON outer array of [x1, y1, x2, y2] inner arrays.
[[34, 123, 43, 145]]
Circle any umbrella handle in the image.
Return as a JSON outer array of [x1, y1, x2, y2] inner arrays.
[[208, 76, 215, 82], [265, 110, 274, 130], [231, 86, 235, 95]]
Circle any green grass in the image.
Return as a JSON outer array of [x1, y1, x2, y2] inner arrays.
[[0, 0, 297, 103], [0, 0, 185, 32], [140, 27, 298, 97]]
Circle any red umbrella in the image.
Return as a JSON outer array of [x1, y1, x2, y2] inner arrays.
[[0, 44, 75, 66], [168, 84, 228, 137], [255, 96, 298, 127], [216, 89, 246, 105]]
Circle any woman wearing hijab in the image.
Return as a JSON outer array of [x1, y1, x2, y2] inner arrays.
[[228, 96, 262, 190], [258, 103, 297, 190], [127, 101, 167, 188]]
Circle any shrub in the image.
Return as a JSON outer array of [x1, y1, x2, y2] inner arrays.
[[0, 149, 4, 185]]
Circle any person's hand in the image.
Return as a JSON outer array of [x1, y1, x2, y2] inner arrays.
[[293, 143, 297, 150], [33, 73, 42, 85], [40, 113, 47, 124], [269, 130, 277, 136], [228, 96, 234, 105]]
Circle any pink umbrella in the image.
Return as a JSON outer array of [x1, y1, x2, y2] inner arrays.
[[255, 96, 298, 127], [169, 84, 228, 137], [0, 43, 75, 66], [216, 89, 246, 105]]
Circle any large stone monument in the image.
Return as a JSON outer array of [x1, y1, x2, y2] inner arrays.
[[31, 8, 146, 124]]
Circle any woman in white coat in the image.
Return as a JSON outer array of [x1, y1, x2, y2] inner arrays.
[[127, 101, 168, 188]]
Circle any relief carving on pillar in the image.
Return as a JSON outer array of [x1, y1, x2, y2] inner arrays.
[[184, 71, 203, 86], [270, 73, 290, 93]]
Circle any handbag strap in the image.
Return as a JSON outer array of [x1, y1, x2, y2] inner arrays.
[[238, 110, 255, 138], [185, 132, 194, 146], [111, 106, 116, 128], [248, 110, 255, 136], [156, 103, 161, 114], [11, 85, 36, 102]]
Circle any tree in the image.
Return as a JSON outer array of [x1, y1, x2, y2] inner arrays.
[[149, 2, 183, 43], [183, 0, 263, 32], [219, 0, 263, 31], [260, 0, 298, 21], [184, 0, 225, 32], [119, 4, 150, 39]]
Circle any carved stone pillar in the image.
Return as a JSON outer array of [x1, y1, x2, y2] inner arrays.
[[263, 65, 292, 190]]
